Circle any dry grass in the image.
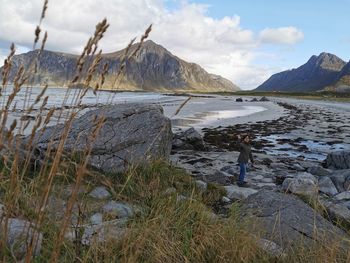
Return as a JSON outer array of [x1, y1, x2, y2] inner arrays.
[[0, 0, 349, 262]]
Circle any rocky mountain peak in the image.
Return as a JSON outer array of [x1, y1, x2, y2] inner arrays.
[[308, 52, 346, 71]]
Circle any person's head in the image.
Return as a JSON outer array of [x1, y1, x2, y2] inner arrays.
[[243, 135, 250, 143]]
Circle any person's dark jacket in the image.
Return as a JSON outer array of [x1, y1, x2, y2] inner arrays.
[[237, 141, 254, 164]]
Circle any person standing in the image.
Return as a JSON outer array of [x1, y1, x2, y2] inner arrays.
[[236, 134, 254, 187]]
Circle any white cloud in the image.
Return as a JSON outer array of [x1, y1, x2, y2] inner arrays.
[[0, 0, 304, 89], [259, 27, 304, 45]]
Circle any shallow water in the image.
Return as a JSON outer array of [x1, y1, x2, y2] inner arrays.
[[259, 134, 350, 161]]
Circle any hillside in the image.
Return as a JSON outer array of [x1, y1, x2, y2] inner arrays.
[[256, 53, 346, 92], [0, 40, 240, 92]]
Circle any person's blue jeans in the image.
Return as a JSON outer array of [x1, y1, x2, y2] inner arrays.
[[239, 163, 247, 183]]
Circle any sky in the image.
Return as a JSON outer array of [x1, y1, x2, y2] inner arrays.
[[0, 0, 349, 90]]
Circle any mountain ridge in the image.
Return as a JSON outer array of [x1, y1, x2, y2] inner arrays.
[[0, 40, 240, 92], [255, 52, 348, 92]]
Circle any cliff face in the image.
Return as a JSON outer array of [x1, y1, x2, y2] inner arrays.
[[256, 53, 346, 92], [1, 40, 240, 92]]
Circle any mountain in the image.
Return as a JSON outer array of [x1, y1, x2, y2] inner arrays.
[[325, 61, 350, 92], [255, 52, 346, 92], [0, 40, 240, 92]]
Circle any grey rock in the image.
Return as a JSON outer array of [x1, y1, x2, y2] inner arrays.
[[334, 191, 350, 201], [224, 185, 258, 200], [173, 127, 205, 151], [90, 213, 103, 225], [308, 165, 331, 177], [236, 97, 243, 102], [270, 162, 288, 171], [102, 201, 134, 219], [1, 218, 43, 259], [320, 200, 350, 227], [291, 163, 305, 171], [318, 176, 338, 196], [259, 96, 270, 102], [222, 196, 231, 203], [0, 203, 5, 219], [202, 170, 232, 185], [89, 186, 111, 200], [195, 180, 207, 192], [330, 170, 350, 192], [164, 187, 177, 195], [29, 103, 173, 173], [176, 194, 190, 202], [344, 176, 350, 191], [240, 190, 348, 248], [82, 219, 127, 246], [257, 239, 285, 258], [325, 151, 350, 169], [281, 173, 318, 198]]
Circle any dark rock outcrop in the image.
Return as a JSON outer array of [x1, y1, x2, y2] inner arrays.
[[172, 127, 205, 151], [256, 53, 346, 92], [325, 151, 350, 169], [28, 103, 173, 173], [0, 40, 240, 92], [240, 190, 349, 249]]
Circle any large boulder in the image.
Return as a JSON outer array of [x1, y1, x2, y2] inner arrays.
[[325, 151, 350, 169], [281, 172, 318, 198], [240, 190, 349, 249], [329, 170, 350, 192], [318, 176, 338, 196], [28, 103, 173, 173]]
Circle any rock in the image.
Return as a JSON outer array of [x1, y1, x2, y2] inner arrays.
[[222, 196, 231, 203], [0, 203, 5, 219], [320, 200, 350, 227], [250, 98, 258, 102], [90, 213, 103, 225], [270, 162, 288, 171], [291, 163, 305, 171], [164, 187, 177, 195], [330, 170, 350, 192], [1, 218, 43, 259], [308, 165, 331, 177], [202, 170, 232, 185], [82, 219, 127, 246], [344, 176, 350, 191], [240, 190, 348, 248], [257, 239, 285, 258], [334, 191, 350, 201], [176, 194, 190, 202], [29, 103, 173, 173], [224, 185, 258, 200], [236, 97, 243, 102], [325, 151, 350, 169], [281, 173, 318, 198], [259, 96, 269, 102], [102, 201, 134, 219], [318, 176, 338, 196], [195, 180, 207, 192], [89, 186, 111, 200], [274, 170, 296, 185], [173, 127, 205, 151]]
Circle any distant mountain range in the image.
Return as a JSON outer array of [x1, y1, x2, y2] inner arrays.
[[0, 40, 240, 92], [256, 52, 350, 92]]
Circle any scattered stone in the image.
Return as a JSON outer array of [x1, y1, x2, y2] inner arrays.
[[102, 201, 134, 219], [29, 103, 173, 173], [222, 196, 231, 203], [318, 176, 338, 196], [257, 238, 285, 258], [1, 218, 43, 259], [176, 194, 189, 202], [274, 170, 296, 185], [334, 191, 350, 201], [291, 163, 305, 171], [240, 190, 348, 248], [164, 187, 177, 195], [224, 185, 258, 200], [173, 127, 205, 151], [90, 213, 103, 225], [330, 170, 350, 192], [325, 151, 350, 169], [0, 203, 5, 219], [320, 200, 350, 227], [89, 186, 111, 200], [250, 98, 258, 102], [82, 219, 127, 246], [236, 98, 243, 102], [308, 165, 331, 177], [195, 180, 208, 191], [259, 96, 269, 102]]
